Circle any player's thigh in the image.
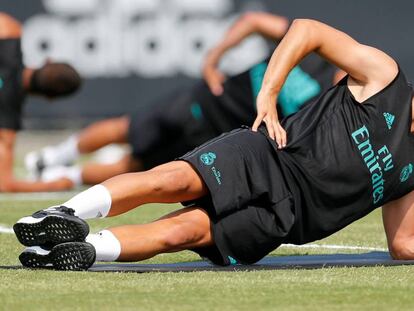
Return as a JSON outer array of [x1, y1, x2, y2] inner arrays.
[[149, 160, 208, 195]]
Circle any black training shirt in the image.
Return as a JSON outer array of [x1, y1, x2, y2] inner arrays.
[[0, 38, 26, 130], [273, 68, 414, 244], [195, 53, 336, 134]]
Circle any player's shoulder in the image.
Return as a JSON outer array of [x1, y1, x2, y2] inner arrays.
[[347, 45, 399, 103], [355, 44, 398, 87]]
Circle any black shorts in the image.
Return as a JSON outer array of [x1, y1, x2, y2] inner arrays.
[[128, 88, 217, 169], [0, 39, 26, 130], [179, 127, 295, 266]]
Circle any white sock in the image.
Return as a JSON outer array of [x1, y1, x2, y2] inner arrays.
[[41, 165, 83, 186], [64, 165, 82, 186], [86, 230, 121, 262], [62, 184, 112, 219], [43, 135, 80, 167]]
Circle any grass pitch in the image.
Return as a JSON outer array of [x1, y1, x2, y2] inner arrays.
[[1, 197, 414, 311]]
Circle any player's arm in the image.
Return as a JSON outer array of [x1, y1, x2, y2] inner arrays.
[[0, 129, 73, 192], [382, 191, 414, 259], [0, 13, 22, 38], [252, 19, 398, 147], [203, 12, 289, 95]]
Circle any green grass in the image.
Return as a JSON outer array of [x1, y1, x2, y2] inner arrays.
[[1, 198, 413, 311]]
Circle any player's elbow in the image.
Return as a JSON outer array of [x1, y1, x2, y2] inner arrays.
[[243, 12, 290, 36], [239, 12, 261, 30], [291, 18, 316, 30], [389, 240, 414, 260], [289, 19, 319, 41]]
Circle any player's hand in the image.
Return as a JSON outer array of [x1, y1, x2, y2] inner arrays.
[[202, 51, 226, 96], [252, 90, 287, 149]]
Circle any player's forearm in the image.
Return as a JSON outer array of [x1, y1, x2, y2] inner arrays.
[[206, 14, 259, 65], [207, 12, 289, 65]]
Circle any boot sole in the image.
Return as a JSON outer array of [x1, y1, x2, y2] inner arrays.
[[13, 215, 89, 247], [19, 242, 96, 271]]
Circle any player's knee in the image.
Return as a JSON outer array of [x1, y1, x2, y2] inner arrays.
[[107, 116, 129, 141], [161, 229, 189, 250], [0, 13, 22, 37], [160, 220, 201, 250], [389, 240, 414, 260], [115, 116, 129, 138], [115, 116, 130, 134], [115, 155, 134, 173]]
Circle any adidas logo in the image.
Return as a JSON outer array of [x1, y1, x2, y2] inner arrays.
[[383, 112, 395, 130]]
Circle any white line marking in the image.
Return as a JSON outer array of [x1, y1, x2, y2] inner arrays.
[[0, 224, 389, 253], [0, 225, 14, 234], [281, 243, 387, 252]]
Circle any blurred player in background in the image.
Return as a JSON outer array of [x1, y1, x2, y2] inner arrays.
[[0, 13, 81, 192], [26, 12, 344, 187]]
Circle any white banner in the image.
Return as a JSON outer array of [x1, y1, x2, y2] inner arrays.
[[22, 0, 269, 78]]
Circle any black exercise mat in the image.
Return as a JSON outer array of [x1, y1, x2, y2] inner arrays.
[[88, 252, 414, 273], [2, 252, 414, 272]]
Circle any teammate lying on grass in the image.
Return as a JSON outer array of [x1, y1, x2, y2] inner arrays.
[[25, 12, 343, 187], [0, 13, 81, 192], [14, 19, 413, 271]]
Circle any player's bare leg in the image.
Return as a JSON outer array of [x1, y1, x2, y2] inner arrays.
[[109, 207, 212, 262], [77, 116, 129, 153], [14, 160, 207, 239], [81, 154, 143, 185], [15, 160, 209, 270], [103, 161, 207, 216], [25, 116, 130, 178]]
